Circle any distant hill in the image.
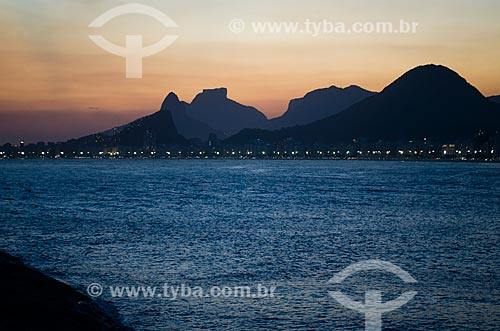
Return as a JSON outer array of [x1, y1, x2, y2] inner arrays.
[[186, 88, 268, 136], [227, 64, 500, 145], [489, 95, 500, 104], [269, 85, 375, 129], [74, 108, 184, 148]]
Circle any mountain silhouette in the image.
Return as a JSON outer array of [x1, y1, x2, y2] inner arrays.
[[489, 95, 500, 104], [161, 92, 222, 140], [69, 64, 500, 148], [269, 85, 375, 129], [73, 85, 375, 146], [186, 88, 268, 135], [227, 64, 500, 144], [72, 87, 266, 147]]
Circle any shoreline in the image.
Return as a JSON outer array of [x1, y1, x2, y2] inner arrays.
[[1, 157, 498, 163]]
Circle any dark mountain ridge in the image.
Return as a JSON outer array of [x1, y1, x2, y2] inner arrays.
[[71, 84, 377, 147], [69, 64, 499, 149], [227, 64, 500, 145], [268, 85, 375, 129]]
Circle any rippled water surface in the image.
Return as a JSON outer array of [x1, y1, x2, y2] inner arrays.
[[1, 159, 499, 330]]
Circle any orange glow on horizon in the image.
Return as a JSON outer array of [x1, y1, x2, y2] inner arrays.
[[1, 0, 499, 120]]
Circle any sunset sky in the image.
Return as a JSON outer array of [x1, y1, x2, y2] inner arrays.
[[1, 0, 500, 143]]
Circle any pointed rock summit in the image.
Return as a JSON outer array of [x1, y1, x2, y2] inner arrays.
[[161, 92, 184, 112]]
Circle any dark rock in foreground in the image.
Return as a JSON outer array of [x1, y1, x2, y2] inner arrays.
[[0, 250, 132, 331]]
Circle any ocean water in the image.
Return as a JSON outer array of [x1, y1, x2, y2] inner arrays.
[[0, 159, 499, 331]]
